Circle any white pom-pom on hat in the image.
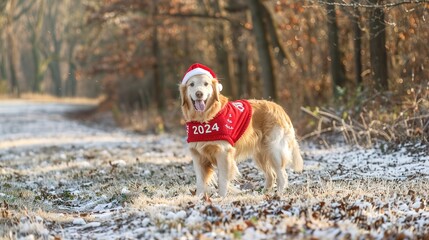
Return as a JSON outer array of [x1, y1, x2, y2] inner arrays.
[[182, 63, 223, 92]]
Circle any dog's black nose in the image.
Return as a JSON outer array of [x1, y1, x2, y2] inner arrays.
[[196, 91, 203, 98]]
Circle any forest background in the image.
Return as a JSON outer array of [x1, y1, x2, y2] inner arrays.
[[0, 0, 427, 144]]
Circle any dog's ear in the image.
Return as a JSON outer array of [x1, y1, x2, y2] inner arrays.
[[179, 84, 188, 107], [212, 79, 219, 102]]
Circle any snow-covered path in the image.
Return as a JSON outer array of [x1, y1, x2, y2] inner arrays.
[[0, 100, 143, 150], [1, 100, 429, 239]]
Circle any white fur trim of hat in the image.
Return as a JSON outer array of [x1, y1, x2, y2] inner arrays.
[[182, 63, 223, 92]]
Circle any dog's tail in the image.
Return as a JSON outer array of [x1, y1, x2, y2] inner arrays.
[[291, 137, 303, 173], [263, 100, 304, 173], [271, 126, 303, 173]]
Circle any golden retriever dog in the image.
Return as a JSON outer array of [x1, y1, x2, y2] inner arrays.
[[180, 63, 303, 197]]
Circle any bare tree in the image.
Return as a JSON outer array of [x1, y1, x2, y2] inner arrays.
[[326, 0, 346, 98], [369, 0, 389, 91], [65, 38, 77, 97], [4, 0, 20, 96], [26, 0, 47, 93], [151, 1, 165, 111], [0, 1, 7, 86], [352, 0, 363, 87], [44, 0, 63, 96], [213, 0, 236, 99], [248, 0, 277, 101]]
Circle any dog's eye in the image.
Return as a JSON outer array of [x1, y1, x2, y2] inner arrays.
[[190, 83, 194, 87], [204, 82, 209, 86]]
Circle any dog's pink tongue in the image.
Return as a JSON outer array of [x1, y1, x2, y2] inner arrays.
[[195, 100, 206, 112]]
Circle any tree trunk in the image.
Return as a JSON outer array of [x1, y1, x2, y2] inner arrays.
[[5, 0, 20, 96], [152, 27, 165, 111], [66, 62, 76, 96], [0, 43, 6, 81], [46, 0, 63, 96], [66, 58, 77, 97], [213, 0, 236, 99], [248, 0, 277, 101], [369, 0, 388, 91], [260, 3, 297, 70], [0, 60, 5, 81], [65, 40, 77, 97], [352, 0, 363, 87], [51, 62, 62, 98], [152, 2, 165, 111], [29, 0, 45, 93], [31, 44, 42, 92], [0, 47, 7, 93], [49, 61, 62, 96], [326, 0, 346, 98], [6, 31, 19, 96], [215, 22, 234, 98], [232, 23, 249, 98], [307, 11, 314, 77]]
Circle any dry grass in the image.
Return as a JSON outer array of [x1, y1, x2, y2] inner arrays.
[[114, 102, 185, 135], [133, 178, 429, 215], [301, 86, 429, 147]]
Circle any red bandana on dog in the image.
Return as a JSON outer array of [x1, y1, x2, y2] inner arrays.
[[186, 100, 252, 146]]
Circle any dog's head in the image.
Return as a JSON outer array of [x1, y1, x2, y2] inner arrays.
[[180, 75, 224, 121]]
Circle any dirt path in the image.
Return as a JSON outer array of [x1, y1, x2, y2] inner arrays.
[[0, 100, 137, 149], [1, 100, 428, 239]]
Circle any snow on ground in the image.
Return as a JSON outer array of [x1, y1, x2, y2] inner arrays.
[[0, 100, 137, 149], [0, 100, 428, 239]]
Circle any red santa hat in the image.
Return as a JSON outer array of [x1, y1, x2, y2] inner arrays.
[[182, 63, 223, 91]]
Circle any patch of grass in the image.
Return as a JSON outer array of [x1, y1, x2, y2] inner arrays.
[[302, 84, 429, 147]]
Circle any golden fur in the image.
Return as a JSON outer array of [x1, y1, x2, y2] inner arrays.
[[180, 77, 303, 196]]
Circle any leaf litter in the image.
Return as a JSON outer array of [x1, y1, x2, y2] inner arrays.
[[0, 101, 429, 239]]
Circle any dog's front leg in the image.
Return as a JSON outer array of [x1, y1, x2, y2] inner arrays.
[[191, 153, 206, 195], [216, 147, 236, 197], [191, 149, 214, 195], [192, 159, 206, 195]]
